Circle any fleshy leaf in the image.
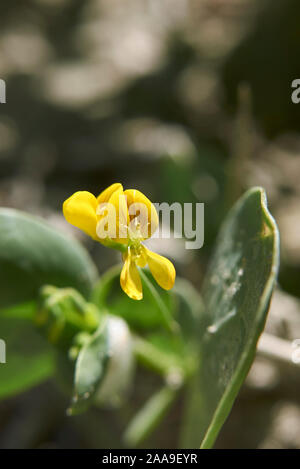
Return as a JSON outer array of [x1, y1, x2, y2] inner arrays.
[[0, 208, 97, 308], [69, 321, 109, 414], [0, 317, 55, 399], [181, 187, 280, 448]]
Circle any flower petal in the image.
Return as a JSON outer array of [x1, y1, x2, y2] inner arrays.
[[136, 246, 148, 267], [120, 250, 143, 300], [144, 247, 176, 290], [97, 183, 123, 204], [108, 186, 129, 242], [124, 189, 158, 239], [63, 191, 98, 239]]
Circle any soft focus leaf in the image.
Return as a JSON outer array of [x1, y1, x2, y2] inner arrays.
[[69, 321, 109, 415], [181, 187, 280, 448], [0, 208, 97, 308], [0, 318, 55, 399], [172, 278, 204, 341]]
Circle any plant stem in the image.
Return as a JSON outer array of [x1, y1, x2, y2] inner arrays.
[[133, 335, 173, 377], [123, 385, 179, 447], [0, 301, 36, 321], [139, 270, 179, 335]]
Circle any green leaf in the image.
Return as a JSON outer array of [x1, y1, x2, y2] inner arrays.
[[0, 318, 55, 399], [0, 208, 97, 308], [69, 321, 109, 415], [181, 187, 280, 448], [172, 278, 204, 341]]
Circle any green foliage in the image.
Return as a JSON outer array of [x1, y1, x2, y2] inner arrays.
[[134, 332, 195, 379], [69, 320, 109, 415], [0, 188, 280, 448], [181, 187, 279, 448], [92, 266, 175, 332], [0, 208, 98, 399], [0, 318, 55, 399], [36, 286, 100, 349], [0, 208, 97, 309], [93, 267, 196, 379]]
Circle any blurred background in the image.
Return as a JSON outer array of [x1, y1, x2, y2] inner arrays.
[[1, 0, 300, 449]]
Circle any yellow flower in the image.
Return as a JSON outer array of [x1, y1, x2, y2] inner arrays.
[[63, 183, 176, 300]]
